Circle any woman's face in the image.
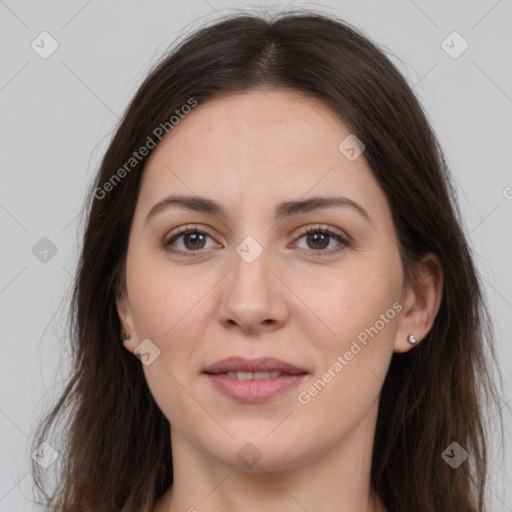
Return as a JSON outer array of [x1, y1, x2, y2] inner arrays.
[[117, 89, 415, 471]]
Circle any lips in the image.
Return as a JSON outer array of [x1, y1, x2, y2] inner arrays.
[[203, 357, 308, 402], [203, 356, 307, 375]]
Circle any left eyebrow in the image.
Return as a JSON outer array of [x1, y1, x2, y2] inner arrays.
[[144, 194, 374, 227], [274, 196, 374, 226]]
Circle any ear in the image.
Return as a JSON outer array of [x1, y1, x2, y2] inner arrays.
[[394, 252, 444, 353], [116, 287, 139, 354]]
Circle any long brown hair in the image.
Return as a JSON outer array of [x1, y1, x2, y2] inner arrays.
[[32, 9, 504, 512]]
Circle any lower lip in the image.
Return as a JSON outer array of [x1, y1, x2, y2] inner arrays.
[[205, 373, 307, 402]]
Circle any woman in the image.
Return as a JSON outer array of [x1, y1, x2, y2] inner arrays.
[[32, 9, 504, 512]]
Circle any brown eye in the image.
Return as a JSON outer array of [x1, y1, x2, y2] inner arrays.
[[294, 227, 349, 255], [182, 231, 206, 250], [306, 231, 330, 250], [163, 226, 218, 256]]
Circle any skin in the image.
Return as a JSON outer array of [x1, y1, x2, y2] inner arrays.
[[116, 89, 443, 512]]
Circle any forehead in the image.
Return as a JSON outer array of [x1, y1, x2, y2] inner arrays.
[[146, 89, 353, 170], [136, 89, 390, 225]]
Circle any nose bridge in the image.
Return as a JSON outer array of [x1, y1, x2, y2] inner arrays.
[[231, 234, 274, 301], [217, 233, 289, 331]]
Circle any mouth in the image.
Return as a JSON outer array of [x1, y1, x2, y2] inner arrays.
[[203, 357, 308, 402], [203, 356, 307, 375], [224, 370, 284, 380]]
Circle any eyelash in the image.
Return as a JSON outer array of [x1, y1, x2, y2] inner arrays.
[[162, 224, 350, 258]]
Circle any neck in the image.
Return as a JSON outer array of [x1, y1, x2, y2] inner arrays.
[[157, 422, 386, 512]]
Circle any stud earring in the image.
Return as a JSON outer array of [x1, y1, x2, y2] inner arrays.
[[407, 333, 418, 344], [120, 333, 131, 342]]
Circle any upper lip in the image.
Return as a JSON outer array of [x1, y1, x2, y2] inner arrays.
[[203, 357, 307, 374]]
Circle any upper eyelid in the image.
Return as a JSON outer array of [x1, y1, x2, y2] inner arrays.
[[165, 224, 349, 249], [166, 223, 347, 239]]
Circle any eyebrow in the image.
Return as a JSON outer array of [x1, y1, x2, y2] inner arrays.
[[144, 194, 374, 226]]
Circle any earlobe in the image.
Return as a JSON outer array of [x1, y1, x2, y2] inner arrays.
[[115, 290, 137, 353], [120, 333, 135, 354], [394, 253, 444, 353]]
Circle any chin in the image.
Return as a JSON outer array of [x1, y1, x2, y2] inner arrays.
[[202, 434, 308, 473]]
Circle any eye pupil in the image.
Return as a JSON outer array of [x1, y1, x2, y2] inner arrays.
[[185, 232, 205, 250], [308, 232, 329, 249]]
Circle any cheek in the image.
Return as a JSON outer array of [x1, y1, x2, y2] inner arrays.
[[300, 258, 402, 351], [292, 257, 402, 420], [126, 261, 210, 427], [126, 248, 213, 341], [294, 273, 400, 432]]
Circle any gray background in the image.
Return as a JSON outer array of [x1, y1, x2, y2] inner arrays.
[[1, 1, 511, 510]]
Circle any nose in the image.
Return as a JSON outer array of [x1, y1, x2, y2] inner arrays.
[[217, 245, 290, 334]]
